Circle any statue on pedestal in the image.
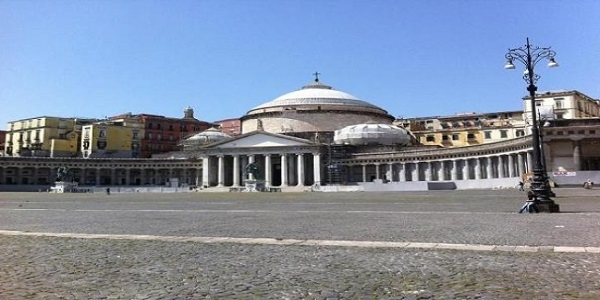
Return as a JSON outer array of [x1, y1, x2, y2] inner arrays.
[[56, 166, 72, 182]]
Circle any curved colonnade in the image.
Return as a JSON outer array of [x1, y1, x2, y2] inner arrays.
[[0, 136, 533, 191]]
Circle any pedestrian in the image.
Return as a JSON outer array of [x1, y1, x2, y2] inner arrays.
[[106, 187, 111, 195], [518, 181, 524, 191]]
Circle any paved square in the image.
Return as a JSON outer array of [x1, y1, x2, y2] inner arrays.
[[1, 188, 599, 299]]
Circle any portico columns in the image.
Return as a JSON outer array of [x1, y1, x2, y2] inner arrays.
[[202, 156, 209, 187], [296, 153, 304, 186], [313, 153, 321, 186], [517, 153, 525, 177], [486, 157, 493, 179], [451, 160, 458, 180], [217, 155, 224, 187], [508, 154, 515, 178], [233, 155, 240, 187], [280, 154, 288, 186], [248, 155, 255, 181], [375, 164, 380, 180], [413, 162, 420, 181], [362, 164, 367, 182], [497, 156, 504, 178], [573, 140, 581, 170], [438, 161, 445, 181], [474, 158, 482, 180], [526, 152, 533, 173], [265, 154, 272, 187], [399, 163, 406, 182], [462, 159, 469, 180], [425, 162, 432, 181]]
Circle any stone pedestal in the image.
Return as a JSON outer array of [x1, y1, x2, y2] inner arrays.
[[537, 201, 560, 213], [244, 179, 265, 192], [50, 181, 78, 193]]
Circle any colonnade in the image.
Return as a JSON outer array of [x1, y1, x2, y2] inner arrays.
[[348, 151, 532, 183], [201, 152, 321, 188]]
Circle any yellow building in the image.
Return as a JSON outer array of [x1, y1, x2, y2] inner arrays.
[[81, 122, 144, 158], [4, 117, 96, 157], [395, 111, 526, 147]]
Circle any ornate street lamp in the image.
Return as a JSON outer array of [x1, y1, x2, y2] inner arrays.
[[505, 38, 560, 213]]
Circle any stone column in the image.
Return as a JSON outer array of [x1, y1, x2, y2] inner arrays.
[[399, 163, 406, 182], [111, 168, 116, 185], [413, 162, 420, 181], [573, 140, 582, 171], [280, 154, 288, 186], [375, 164, 380, 180], [233, 155, 240, 187], [451, 160, 458, 181], [248, 155, 255, 181], [182, 168, 188, 185], [425, 162, 432, 181], [497, 156, 505, 178], [296, 153, 304, 187], [195, 168, 201, 186], [217, 155, 224, 187], [140, 169, 146, 185], [313, 153, 321, 186], [462, 159, 469, 180], [438, 161, 445, 181], [508, 154, 515, 178], [125, 168, 131, 185], [202, 156, 209, 187], [517, 153, 524, 177], [474, 158, 482, 180], [96, 168, 101, 185], [362, 164, 367, 182], [387, 163, 394, 182], [264, 154, 272, 187], [486, 157, 493, 179], [526, 152, 533, 174]]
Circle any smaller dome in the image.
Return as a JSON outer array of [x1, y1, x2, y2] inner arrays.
[[181, 128, 231, 147], [334, 124, 412, 146]]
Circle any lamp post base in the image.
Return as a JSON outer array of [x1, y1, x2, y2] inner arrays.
[[518, 200, 560, 213]]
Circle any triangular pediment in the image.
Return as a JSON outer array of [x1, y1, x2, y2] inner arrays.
[[210, 131, 314, 149]]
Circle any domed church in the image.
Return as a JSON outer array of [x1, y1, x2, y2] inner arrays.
[[176, 75, 534, 192]]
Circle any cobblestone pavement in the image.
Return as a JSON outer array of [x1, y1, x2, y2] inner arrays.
[[1, 188, 599, 299]]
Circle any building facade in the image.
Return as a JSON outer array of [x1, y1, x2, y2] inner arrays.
[[3, 117, 97, 157], [1, 79, 599, 191]]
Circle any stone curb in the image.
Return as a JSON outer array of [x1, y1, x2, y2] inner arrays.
[[1, 230, 598, 254]]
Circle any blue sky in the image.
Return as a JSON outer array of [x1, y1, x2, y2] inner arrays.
[[1, 0, 600, 128]]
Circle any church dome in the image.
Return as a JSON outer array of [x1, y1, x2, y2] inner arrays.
[[241, 76, 395, 135], [180, 128, 231, 147], [334, 124, 413, 146], [246, 79, 389, 115]]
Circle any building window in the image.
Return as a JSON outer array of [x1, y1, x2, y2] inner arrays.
[[556, 113, 564, 119], [500, 130, 508, 138], [452, 134, 460, 141], [484, 131, 492, 139], [169, 125, 174, 131], [535, 101, 543, 107], [516, 130, 525, 137], [157, 134, 162, 141], [426, 135, 435, 142], [555, 100, 563, 109], [157, 124, 162, 130], [148, 123, 153, 129], [467, 133, 476, 140], [442, 135, 449, 141]]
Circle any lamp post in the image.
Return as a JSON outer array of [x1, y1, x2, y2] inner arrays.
[[505, 38, 560, 213]]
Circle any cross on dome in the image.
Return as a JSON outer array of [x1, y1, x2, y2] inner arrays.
[[313, 71, 321, 82]]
